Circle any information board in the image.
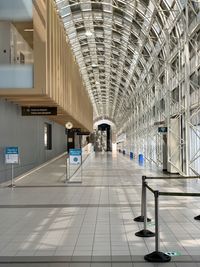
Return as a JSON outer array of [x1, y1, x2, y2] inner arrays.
[[5, 147, 19, 164], [69, 149, 82, 165]]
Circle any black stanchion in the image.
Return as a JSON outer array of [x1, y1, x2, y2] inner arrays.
[[144, 191, 171, 262], [194, 215, 200, 220], [134, 176, 151, 222], [135, 181, 155, 238], [134, 216, 151, 223], [145, 251, 171, 262]]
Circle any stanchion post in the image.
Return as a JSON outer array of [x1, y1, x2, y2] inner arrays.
[[65, 153, 68, 182], [11, 164, 15, 188], [155, 190, 160, 252], [134, 176, 151, 222], [135, 181, 155, 237], [144, 190, 171, 262], [194, 215, 200, 220]]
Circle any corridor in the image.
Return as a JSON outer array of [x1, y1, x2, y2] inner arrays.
[[0, 152, 200, 266]]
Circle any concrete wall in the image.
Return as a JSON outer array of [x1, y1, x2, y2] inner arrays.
[[0, 99, 67, 183]]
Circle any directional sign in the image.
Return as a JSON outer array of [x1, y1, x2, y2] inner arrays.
[[77, 132, 90, 135], [69, 149, 82, 165], [158, 127, 167, 133], [22, 107, 57, 116], [5, 147, 19, 164], [65, 128, 81, 135]]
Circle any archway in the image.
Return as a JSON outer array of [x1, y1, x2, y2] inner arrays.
[[93, 119, 116, 152]]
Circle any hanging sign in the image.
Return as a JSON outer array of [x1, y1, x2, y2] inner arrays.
[[77, 131, 90, 135], [65, 128, 81, 135], [22, 107, 57, 116], [158, 127, 167, 133], [5, 147, 19, 164], [69, 149, 82, 165]]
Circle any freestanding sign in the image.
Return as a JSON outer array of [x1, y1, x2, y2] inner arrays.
[[69, 149, 82, 165], [5, 147, 19, 164], [5, 147, 19, 187]]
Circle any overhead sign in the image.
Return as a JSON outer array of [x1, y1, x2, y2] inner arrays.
[[69, 149, 82, 165], [5, 147, 19, 164], [65, 128, 81, 135], [77, 132, 90, 135], [158, 127, 167, 133], [22, 107, 57, 116]]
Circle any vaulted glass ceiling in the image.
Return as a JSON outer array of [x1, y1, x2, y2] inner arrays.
[[55, 0, 186, 124]]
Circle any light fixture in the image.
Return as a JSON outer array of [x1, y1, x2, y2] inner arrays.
[[24, 29, 34, 32], [85, 30, 93, 37], [92, 64, 98, 68]]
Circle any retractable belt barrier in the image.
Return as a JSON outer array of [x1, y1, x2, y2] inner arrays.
[[134, 175, 200, 263]]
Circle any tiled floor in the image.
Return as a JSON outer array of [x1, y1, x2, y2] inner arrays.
[[0, 151, 200, 266]]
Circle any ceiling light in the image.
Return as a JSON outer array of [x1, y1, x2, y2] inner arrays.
[[24, 29, 34, 32], [85, 30, 93, 37], [92, 64, 98, 68]]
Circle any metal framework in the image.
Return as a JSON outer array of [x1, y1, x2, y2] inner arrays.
[[55, 0, 200, 175]]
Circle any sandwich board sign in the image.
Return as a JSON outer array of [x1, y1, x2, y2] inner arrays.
[[69, 149, 81, 165], [5, 147, 19, 164]]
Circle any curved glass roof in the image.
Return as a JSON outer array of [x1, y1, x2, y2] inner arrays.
[[55, 0, 187, 124]]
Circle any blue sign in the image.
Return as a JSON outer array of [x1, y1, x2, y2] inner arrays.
[[69, 149, 82, 156], [5, 147, 19, 154], [69, 149, 81, 165], [5, 147, 19, 164]]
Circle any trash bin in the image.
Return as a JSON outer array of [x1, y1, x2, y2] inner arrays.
[[139, 154, 144, 165]]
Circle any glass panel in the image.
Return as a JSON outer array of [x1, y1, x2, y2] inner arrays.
[[0, 0, 32, 21], [0, 64, 33, 88]]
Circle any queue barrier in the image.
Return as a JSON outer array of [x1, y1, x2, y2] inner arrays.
[[134, 175, 200, 262], [134, 175, 200, 222]]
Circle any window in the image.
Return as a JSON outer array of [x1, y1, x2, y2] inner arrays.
[[44, 123, 52, 150]]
